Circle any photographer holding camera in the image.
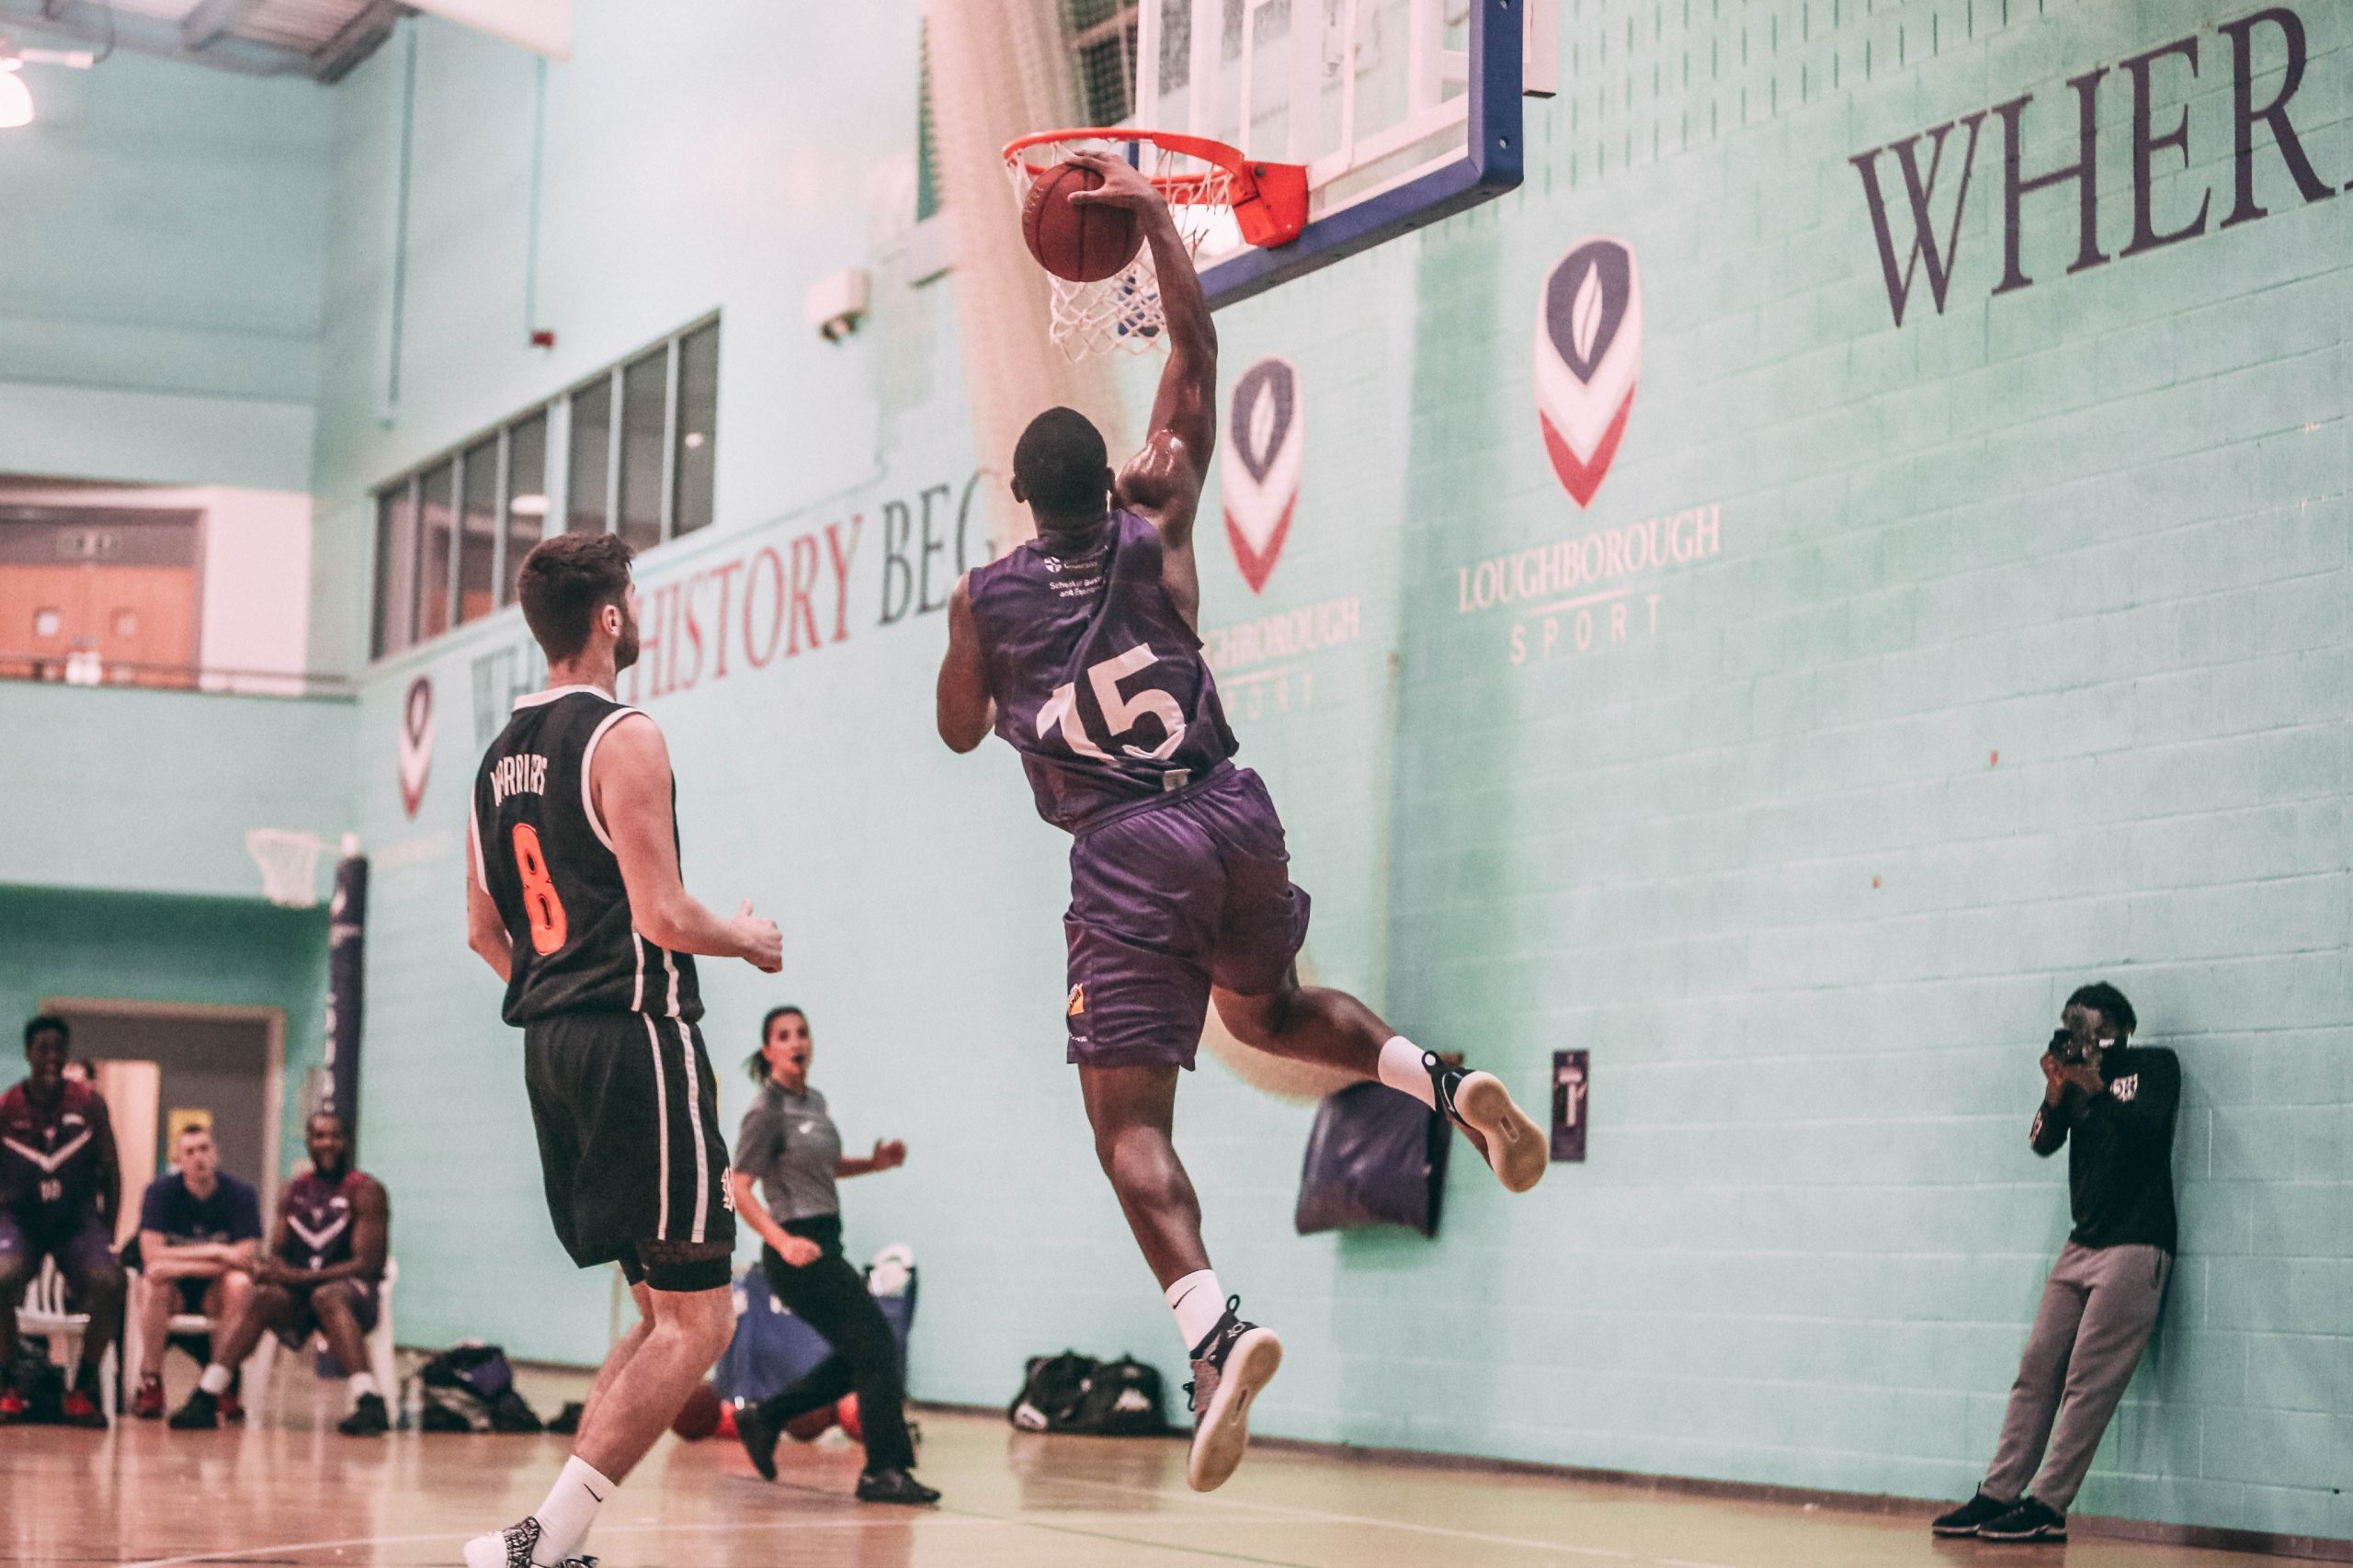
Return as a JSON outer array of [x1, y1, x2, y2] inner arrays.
[[1934, 983, 2179, 1544]]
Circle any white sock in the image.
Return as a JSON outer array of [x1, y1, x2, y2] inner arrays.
[[530, 1455, 614, 1567], [348, 1372, 380, 1401], [198, 1363, 233, 1396], [1165, 1269, 1228, 1356], [1377, 1035, 1438, 1109]]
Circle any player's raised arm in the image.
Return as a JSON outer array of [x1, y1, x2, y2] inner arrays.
[[1066, 149, 1217, 620], [593, 714, 783, 971], [936, 574, 996, 753]]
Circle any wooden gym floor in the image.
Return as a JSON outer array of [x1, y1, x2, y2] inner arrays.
[[0, 1362, 2284, 1567]]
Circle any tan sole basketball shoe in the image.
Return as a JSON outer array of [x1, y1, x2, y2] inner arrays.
[[1432, 1059, 1549, 1193], [1185, 1301, 1284, 1493]]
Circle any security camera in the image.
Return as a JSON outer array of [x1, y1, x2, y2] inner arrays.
[[805, 268, 871, 344]]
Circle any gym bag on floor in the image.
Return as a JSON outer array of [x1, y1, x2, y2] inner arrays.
[[1007, 1350, 1097, 1432], [411, 1343, 542, 1433], [1064, 1355, 1168, 1436]]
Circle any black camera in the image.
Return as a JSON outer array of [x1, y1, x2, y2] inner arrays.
[[2048, 1027, 2089, 1065]]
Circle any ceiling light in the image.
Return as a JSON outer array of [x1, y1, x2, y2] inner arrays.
[[683, 432, 705, 450], [0, 66, 31, 131], [509, 494, 550, 517]]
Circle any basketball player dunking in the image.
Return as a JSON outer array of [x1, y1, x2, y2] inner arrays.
[[936, 151, 1548, 1493], [463, 532, 783, 1568]]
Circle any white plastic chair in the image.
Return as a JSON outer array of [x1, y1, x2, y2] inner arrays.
[[17, 1256, 119, 1417], [243, 1257, 398, 1411], [121, 1267, 273, 1396]]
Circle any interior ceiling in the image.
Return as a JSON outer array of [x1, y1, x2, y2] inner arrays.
[[0, 0, 406, 81]]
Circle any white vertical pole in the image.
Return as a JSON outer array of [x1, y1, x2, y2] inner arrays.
[[1408, 0, 1434, 114], [1188, 0, 1216, 137], [1137, 0, 1161, 128], [1286, 0, 1320, 162], [1524, 0, 1558, 97], [1238, 0, 1258, 151], [1338, 0, 1359, 165]]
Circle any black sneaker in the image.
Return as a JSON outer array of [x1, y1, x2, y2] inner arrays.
[[167, 1389, 220, 1430], [337, 1392, 390, 1437], [855, 1467, 941, 1506], [1182, 1297, 1283, 1494], [1425, 1054, 1547, 1193], [1932, 1491, 2016, 1536], [735, 1399, 779, 1482], [1979, 1498, 2067, 1542]]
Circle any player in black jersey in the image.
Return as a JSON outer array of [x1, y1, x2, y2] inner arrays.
[[463, 532, 782, 1568]]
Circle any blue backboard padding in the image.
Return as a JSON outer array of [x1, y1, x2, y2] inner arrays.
[[1202, 0, 1526, 307]]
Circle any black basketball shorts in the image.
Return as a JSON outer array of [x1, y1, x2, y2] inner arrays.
[[522, 1011, 735, 1282]]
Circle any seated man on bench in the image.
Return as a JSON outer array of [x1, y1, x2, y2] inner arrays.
[[132, 1122, 262, 1420], [171, 1112, 390, 1436]]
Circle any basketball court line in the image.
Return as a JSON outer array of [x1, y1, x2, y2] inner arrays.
[[111, 1515, 1004, 1568], [107, 1467, 1757, 1568], [1046, 1472, 1745, 1568]]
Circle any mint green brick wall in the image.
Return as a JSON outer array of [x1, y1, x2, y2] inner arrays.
[[308, 0, 2347, 1545], [0, 48, 329, 489], [0, 684, 355, 901]]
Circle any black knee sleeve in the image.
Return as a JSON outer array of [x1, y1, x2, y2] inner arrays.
[[635, 1239, 732, 1294]]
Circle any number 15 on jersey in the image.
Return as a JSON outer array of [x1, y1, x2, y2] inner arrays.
[[1036, 644, 1185, 763]]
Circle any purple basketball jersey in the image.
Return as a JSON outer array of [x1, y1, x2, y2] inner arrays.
[[967, 510, 1238, 833]]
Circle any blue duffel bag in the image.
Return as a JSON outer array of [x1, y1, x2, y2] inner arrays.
[[712, 1244, 917, 1407]]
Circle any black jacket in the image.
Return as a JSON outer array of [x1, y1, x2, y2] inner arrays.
[[2030, 1044, 2179, 1253]]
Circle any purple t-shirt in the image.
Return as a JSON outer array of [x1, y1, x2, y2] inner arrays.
[[967, 510, 1238, 833]]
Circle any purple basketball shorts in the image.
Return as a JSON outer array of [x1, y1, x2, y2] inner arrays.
[[273, 1276, 381, 1350], [1063, 766, 1312, 1070], [0, 1209, 117, 1283]]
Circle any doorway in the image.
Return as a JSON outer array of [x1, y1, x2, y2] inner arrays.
[[40, 1000, 284, 1227]]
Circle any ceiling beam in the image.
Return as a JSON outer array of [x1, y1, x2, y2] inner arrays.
[[0, 0, 403, 78], [312, 0, 404, 83], [180, 0, 265, 50]]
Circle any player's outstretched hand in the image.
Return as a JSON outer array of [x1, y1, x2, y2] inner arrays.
[[1064, 148, 1166, 215], [872, 1138, 908, 1170], [734, 900, 783, 972]]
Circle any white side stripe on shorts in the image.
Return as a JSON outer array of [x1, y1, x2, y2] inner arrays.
[[642, 1015, 671, 1242], [631, 933, 646, 1013], [676, 1017, 710, 1243]]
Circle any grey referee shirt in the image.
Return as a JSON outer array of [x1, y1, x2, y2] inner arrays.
[[733, 1082, 844, 1224]]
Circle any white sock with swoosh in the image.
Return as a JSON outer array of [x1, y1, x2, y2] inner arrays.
[[531, 1455, 614, 1566]]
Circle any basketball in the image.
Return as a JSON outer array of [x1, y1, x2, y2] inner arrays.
[[836, 1393, 862, 1441], [669, 1381, 722, 1441], [1022, 161, 1142, 283]]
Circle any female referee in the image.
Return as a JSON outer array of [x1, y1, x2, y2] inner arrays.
[[727, 1006, 937, 1506]]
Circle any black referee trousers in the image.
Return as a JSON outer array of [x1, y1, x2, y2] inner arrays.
[[758, 1223, 915, 1473]]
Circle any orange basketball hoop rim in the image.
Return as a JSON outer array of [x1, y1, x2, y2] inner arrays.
[[1001, 129, 1309, 251]]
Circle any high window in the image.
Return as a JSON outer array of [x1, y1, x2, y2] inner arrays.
[[369, 315, 719, 661]]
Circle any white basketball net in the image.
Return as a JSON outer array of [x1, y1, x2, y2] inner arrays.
[[1002, 134, 1237, 360], [245, 829, 324, 909]]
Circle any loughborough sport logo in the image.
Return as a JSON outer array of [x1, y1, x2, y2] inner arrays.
[[397, 676, 434, 819], [1222, 357, 1302, 595], [1534, 237, 1643, 507]]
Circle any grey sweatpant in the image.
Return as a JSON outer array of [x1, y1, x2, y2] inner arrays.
[[1984, 1240, 2171, 1512]]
